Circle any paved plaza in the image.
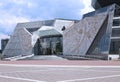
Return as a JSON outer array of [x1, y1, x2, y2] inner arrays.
[[0, 60, 120, 82]]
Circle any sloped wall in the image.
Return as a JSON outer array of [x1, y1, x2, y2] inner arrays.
[[2, 27, 32, 58], [63, 14, 107, 55]]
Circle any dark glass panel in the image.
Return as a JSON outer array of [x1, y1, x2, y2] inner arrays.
[[26, 28, 40, 34], [92, 0, 120, 10], [112, 28, 120, 37], [114, 4, 120, 17], [83, 11, 95, 18], [113, 19, 120, 26], [44, 20, 54, 26], [95, 6, 108, 14], [110, 39, 120, 54]]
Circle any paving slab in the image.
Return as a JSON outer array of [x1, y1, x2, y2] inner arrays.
[[0, 60, 120, 82]]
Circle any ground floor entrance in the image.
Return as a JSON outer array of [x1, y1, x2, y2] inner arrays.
[[33, 35, 63, 55]]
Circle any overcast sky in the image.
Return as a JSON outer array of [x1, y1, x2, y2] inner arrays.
[[0, 0, 94, 49]]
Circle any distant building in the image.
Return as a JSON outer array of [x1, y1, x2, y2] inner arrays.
[[1, 39, 9, 53], [0, 50, 2, 54]]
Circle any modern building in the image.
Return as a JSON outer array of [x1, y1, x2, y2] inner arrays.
[[2, 0, 120, 60], [2, 19, 77, 58], [63, 0, 120, 60]]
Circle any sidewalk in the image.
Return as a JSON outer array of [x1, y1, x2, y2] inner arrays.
[[0, 60, 120, 66]]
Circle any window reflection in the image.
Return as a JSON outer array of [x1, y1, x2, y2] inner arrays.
[[113, 19, 120, 26], [34, 36, 62, 55], [114, 5, 120, 17], [112, 28, 120, 37]]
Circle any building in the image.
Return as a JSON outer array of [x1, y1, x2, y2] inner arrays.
[[2, 0, 120, 60], [2, 19, 77, 58], [0, 50, 1, 54], [1, 39, 9, 53], [63, 0, 120, 60], [92, 0, 120, 9]]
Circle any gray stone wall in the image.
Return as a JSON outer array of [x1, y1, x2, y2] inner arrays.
[[2, 27, 32, 58], [63, 14, 107, 56]]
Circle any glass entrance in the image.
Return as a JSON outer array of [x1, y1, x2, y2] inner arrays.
[[34, 36, 62, 55]]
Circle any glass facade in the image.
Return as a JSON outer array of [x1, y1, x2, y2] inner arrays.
[[34, 35, 62, 55], [26, 28, 40, 34], [83, 11, 95, 18], [110, 39, 120, 54], [112, 28, 120, 37], [114, 5, 120, 17], [113, 19, 120, 26], [110, 5, 120, 54]]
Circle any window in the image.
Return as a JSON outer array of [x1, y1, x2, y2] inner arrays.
[[112, 28, 120, 37], [110, 39, 120, 54], [114, 5, 120, 17], [113, 19, 120, 26]]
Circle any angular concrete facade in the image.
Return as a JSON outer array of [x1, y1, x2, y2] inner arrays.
[[2, 26, 33, 58], [2, 19, 76, 58], [63, 3, 120, 60], [63, 14, 107, 55], [2, 1, 120, 60]]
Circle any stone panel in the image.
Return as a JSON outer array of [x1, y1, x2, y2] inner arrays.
[[63, 14, 107, 55], [2, 27, 32, 58], [19, 28, 32, 55]]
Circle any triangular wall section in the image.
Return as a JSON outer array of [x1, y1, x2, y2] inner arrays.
[[2, 27, 23, 57], [63, 13, 107, 55], [2, 27, 32, 58], [86, 15, 109, 55]]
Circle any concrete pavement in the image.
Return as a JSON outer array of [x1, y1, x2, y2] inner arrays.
[[0, 60, 120, 82]]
